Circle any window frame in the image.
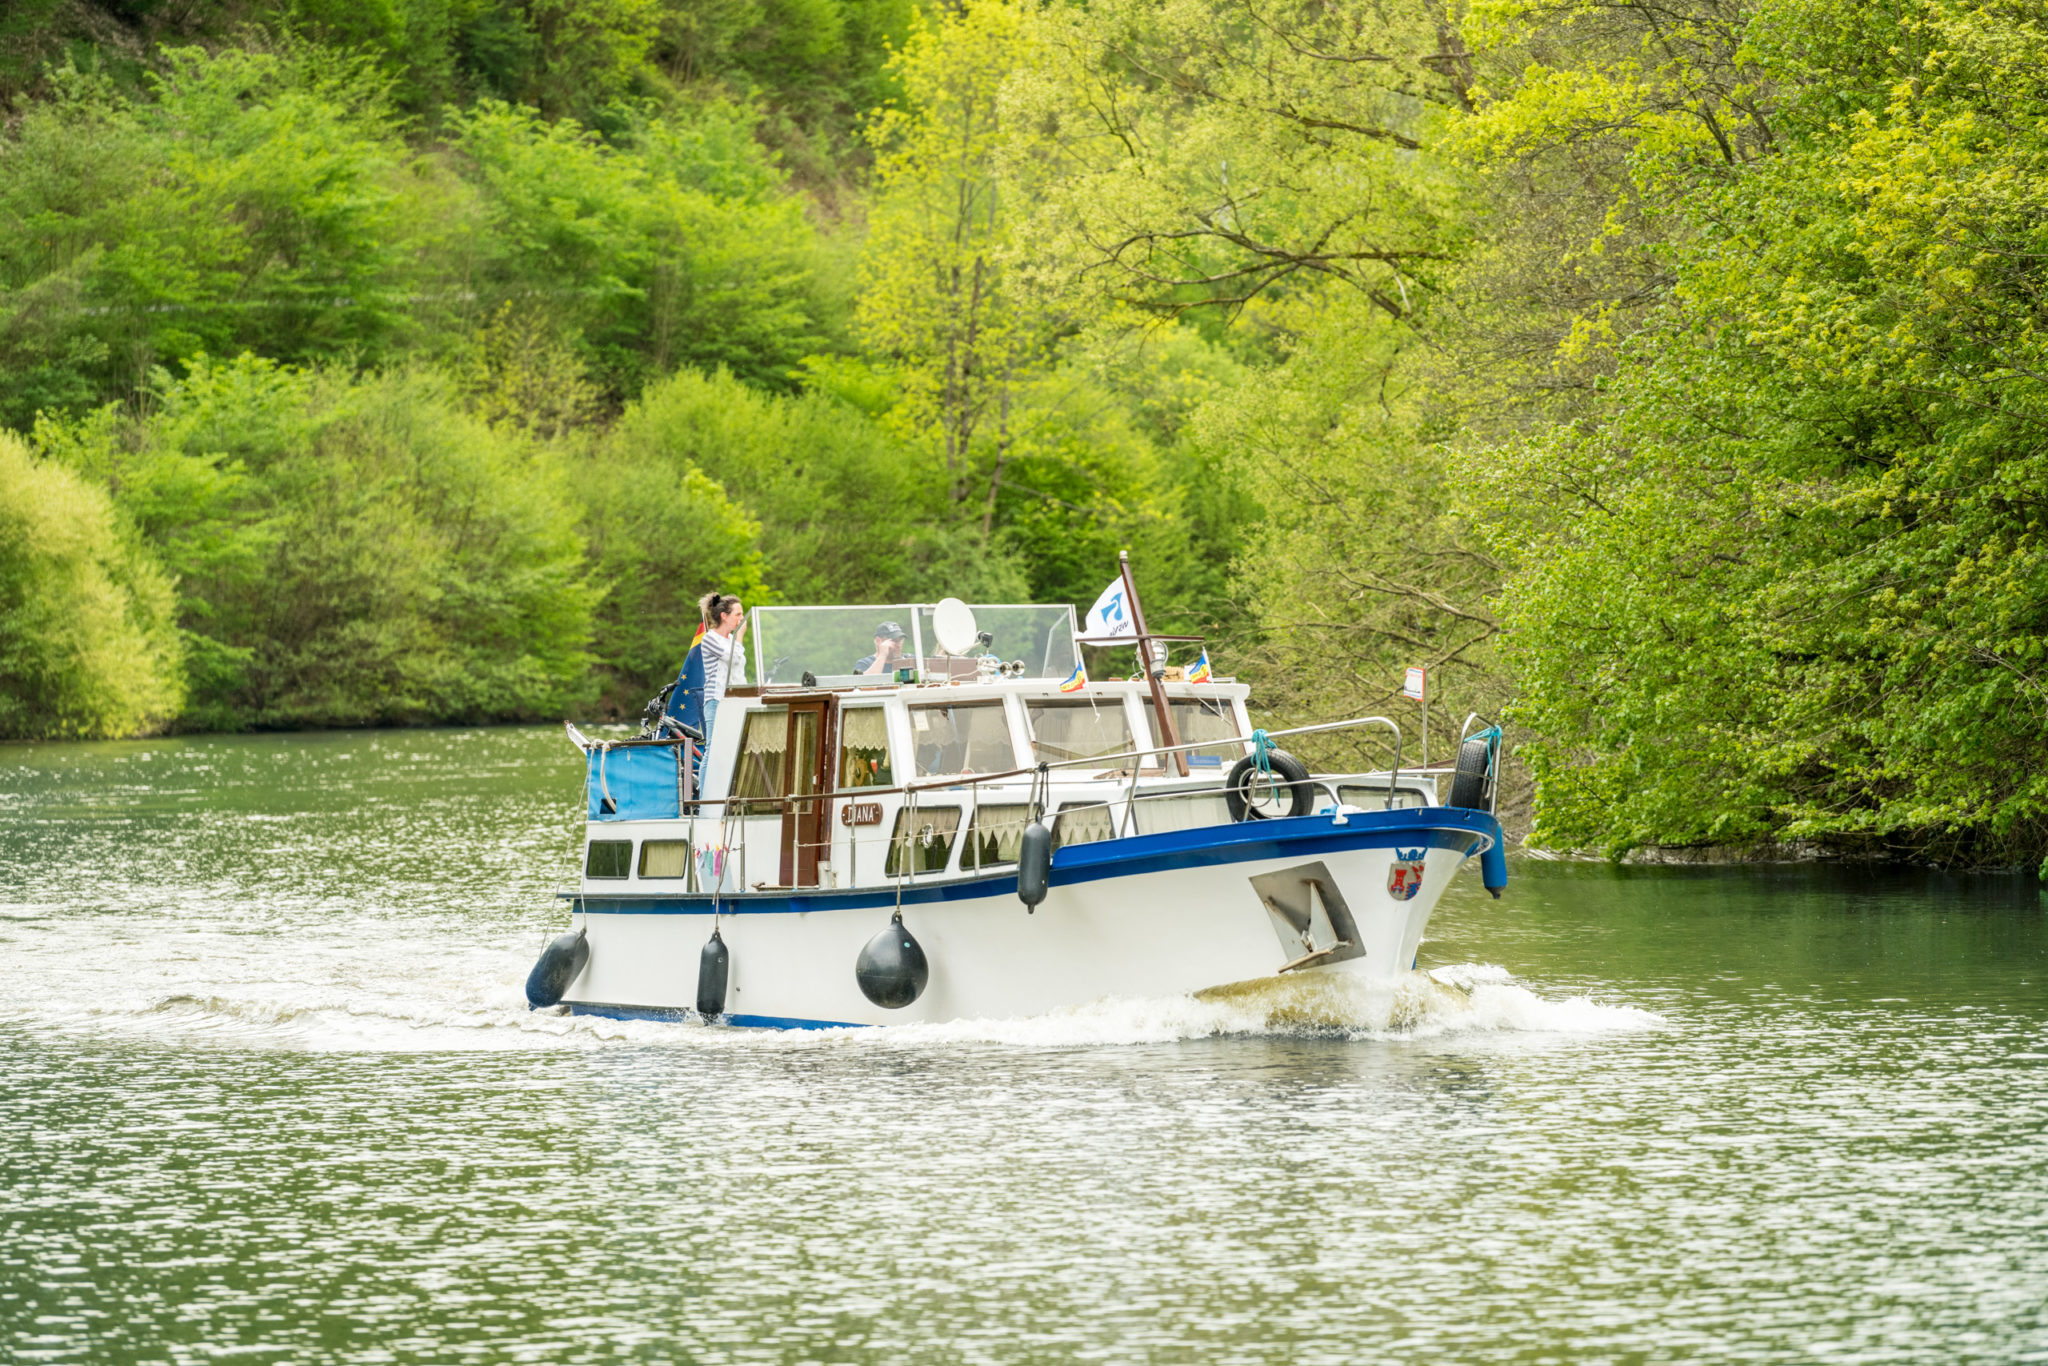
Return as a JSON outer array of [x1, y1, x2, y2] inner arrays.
[[884, 805, 963, 878], [837, 704, 895, 789], [1050, 801, 1115, 850], [585, 839, 633, 879], [637, 838, 693, 883], [907, 700, 1017, 778], [1025, 697, 1139, 769], [731, 705, 791, 815], [1338, 784, 1433, 812], [963, 802, 1033, 872], [1154, 696, 1246, 772]]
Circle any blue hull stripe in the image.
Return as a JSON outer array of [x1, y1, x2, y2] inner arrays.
[[566, 1002, 859, 1030], [563, 808, 1501, 917]]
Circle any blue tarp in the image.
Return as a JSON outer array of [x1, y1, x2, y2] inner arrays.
[[587, 743, 685, 821]]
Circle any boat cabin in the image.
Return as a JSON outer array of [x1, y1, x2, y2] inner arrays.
[[573, 603, 1437, 898]]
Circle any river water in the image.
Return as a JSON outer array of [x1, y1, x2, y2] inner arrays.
[[2, 726, 2044, 1364]]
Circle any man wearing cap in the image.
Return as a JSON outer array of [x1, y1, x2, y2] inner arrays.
[[855, 621, 907, 676]]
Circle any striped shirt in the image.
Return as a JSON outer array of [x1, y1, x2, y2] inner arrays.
[[701, 630, 745, 700]]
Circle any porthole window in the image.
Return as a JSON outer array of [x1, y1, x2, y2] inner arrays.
[[585, 840, 632, 879]]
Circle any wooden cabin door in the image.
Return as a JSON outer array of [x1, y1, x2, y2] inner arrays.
[[779, 698, 834, 887]]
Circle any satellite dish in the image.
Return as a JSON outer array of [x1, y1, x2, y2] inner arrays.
[[931, 597, 979, 656]]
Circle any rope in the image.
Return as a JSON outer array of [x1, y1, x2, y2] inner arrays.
[[1468, 725, 1503, 763], [1251, 728, 1274, 774]]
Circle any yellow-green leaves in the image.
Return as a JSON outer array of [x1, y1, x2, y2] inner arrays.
[[0, 430, 185, 739], [1460, 0, 2048, 862], [855, 2, 1046, 493]]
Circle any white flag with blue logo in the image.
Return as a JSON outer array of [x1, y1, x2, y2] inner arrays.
[[1081, 578, 1135, 641]]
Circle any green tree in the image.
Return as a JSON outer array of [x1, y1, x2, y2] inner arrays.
[[1459, 0, 2048, 865], [0, 46, 410, 428], [0, 428, 184, 739], [857, 2, 1052, 509], [611, 365, 1023, 608], [39, 355, 600, 729], [448, 98, 841, 396], [649, 0, 920, 193], [999, 0, 1495, 750]]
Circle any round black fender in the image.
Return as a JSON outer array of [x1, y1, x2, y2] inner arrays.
[[1016, 820, 1052, 909], [524, 926, 589, 1008], [1448, 735, 1495, 810], [697, 926, 730, 1019], [1224, 749, 1314, 821], [855, 911, 929, 1009]]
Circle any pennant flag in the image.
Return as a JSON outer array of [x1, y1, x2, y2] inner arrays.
[[1080, 578, 1135, 640], [1060, 661, 1088, 693], [1186, 649, 1213, 683]]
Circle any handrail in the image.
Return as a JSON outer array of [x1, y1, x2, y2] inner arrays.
[[633, 713, 1408, 812]]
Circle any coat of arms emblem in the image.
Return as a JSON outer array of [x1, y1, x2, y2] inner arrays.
[[1387, 849, 1427, 901]]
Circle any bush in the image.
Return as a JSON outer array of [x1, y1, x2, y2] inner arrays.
[[0, 429, 184, 739], [612, 365, 1031, 608], [571, 452, 769, 716], [37, 355, 600, 729]]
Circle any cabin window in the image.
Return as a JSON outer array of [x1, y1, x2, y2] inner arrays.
[[1026, 699, 1135, 767], [885, 806, 961, 877], [1051, 802, 1115, 849], [839, 707, 893, 788], [1148, 698, 1244, 770], [964, 804, 1032, 871], [585, 840, 632, 879], [909, 702, 1014, 777], [638, 839, 691, 880], [732, 707, 789, 815], [1130, 792, 1233, 835], [1339, 784, 1432, 811]]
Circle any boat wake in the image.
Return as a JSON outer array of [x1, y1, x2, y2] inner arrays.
[[865, 964, 1661, 1048], [35, 953, 1658, 1053]]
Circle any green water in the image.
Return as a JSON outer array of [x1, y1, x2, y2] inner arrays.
[[2, 727, 2044, 1364]]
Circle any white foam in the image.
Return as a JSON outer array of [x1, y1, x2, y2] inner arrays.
[[36, 949, 1659, 1053], [730, 965, 1662, 1051]]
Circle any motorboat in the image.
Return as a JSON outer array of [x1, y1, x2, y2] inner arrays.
[[528, 583, 1505, 1028]]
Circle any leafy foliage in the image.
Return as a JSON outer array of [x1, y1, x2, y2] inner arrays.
[[0, 429, 184, 740], [1458, 0, 2048, 863], [37, 356, 599, 729], [0, 47, 410, 430], [2, 0, 2038, 876]]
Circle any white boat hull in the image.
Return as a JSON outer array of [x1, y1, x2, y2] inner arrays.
[[559, 809, 1504, 1028]]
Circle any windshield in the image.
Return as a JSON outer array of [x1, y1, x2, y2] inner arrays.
[[751, 604, 1079, 685], [752, 606, 914, 686], [912, 604, 1078, 679]]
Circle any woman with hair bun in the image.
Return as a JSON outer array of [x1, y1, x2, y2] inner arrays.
[[666, 591, 746, 752]]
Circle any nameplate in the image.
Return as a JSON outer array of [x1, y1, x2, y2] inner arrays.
[[841, 802, 884, 826]]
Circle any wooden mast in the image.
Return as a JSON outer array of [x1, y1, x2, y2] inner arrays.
[[1119, 550, 1189, 777]]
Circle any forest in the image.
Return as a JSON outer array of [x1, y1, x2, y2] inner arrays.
[[1, 0, 2042, 869]]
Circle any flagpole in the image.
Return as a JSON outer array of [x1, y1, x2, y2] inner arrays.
[[1119, 550, 1189, 777]]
